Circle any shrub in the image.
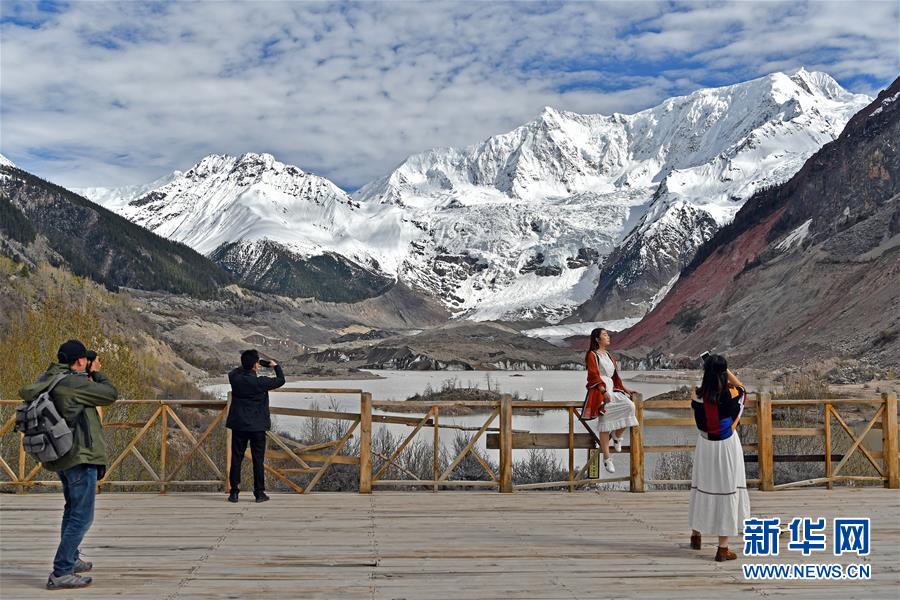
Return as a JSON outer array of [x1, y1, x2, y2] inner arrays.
[[668, 304, 703, 333]]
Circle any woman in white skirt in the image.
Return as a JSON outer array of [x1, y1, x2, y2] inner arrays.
[[580, 328, 638, 473], [688, 354, 750, 561]]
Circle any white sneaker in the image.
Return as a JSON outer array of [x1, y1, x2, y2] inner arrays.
[[603, 457, 615, 473], [613, 436, 623, 453]]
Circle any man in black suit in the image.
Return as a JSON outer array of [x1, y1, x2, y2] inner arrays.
[[226, 349, 285, 503]]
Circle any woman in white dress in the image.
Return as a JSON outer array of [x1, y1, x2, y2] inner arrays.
[[688, 354, 750, 562], [580, 328, 638, 474]]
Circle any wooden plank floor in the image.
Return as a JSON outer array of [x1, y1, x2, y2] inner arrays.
[[1, 488, 898, 599]]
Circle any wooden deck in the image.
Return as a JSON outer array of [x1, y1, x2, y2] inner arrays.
[[1, 489, 898, 599]]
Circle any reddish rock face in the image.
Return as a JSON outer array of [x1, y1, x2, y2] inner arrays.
[[610, 77, 900, 370], [614, 207, 785, 351]]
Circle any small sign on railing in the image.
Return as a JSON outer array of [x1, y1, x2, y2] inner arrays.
[[588, 449, 600, 479]]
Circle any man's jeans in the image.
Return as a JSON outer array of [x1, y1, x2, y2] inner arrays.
[[53, 464, 98, 576]]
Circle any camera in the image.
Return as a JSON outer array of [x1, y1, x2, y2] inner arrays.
[[698, 351, 710, 366], [258, 359, 272, 368]]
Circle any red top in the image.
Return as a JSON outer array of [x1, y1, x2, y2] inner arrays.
[[581, 350, 628, 419]]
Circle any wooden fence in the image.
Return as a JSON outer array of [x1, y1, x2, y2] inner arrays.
[[0, 389, 896, 493]]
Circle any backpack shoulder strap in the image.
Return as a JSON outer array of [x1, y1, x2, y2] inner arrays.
[[40, 373, 71, 397]]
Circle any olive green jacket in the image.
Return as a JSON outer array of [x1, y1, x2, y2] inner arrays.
[[19, 362, 118, 472]]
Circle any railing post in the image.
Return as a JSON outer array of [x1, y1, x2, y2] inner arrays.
[[359, 392, 372, 494], [630, 393, 644, 492], [824, 403, 832, 490], [224, 394, 232, 493], [883, 393, 898, 489], [160, 404, 168, 495], [17, 432, 25, 495], [432, 406, 439, 493], [499, 395, 513, 493], [758, 392, 774, 491], [568, 407, 575, 493]]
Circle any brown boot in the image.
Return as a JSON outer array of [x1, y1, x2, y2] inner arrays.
[[715, 546, 737, 562], [690, 533, 702, 550]]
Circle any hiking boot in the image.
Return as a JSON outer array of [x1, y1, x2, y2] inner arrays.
[[715, 546, 737, 562], [74, 558, 93, 573], [255, 492, 270, 503], [690, 533, 702, 550], [228, 490, 239, 503], [47, 572, 92, 590]]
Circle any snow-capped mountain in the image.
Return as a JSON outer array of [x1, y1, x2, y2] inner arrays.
[[0, 154, 15, 168], [356, 68, 870, 321], [81, 152, 398, 301], [82, 69, 870, 318], [100, 153, 363, 256]]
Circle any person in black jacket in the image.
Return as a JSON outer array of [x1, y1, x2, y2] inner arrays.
[[226, 349, 285, 503]]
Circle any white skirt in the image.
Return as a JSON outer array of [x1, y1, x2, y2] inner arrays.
[[592, 391, 638, 433], [688, 431, 750, 537]]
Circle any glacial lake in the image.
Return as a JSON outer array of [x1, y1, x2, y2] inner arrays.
[[206, 370, 700, 481]]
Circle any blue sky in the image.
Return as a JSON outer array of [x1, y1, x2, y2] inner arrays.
[[1, 1, 897, 189]]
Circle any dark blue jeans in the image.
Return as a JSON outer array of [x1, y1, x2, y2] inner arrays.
[[53, 464, 98, 576]]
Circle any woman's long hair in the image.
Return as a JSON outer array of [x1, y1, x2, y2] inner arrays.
[[588, 327, 608, 352], [697, 354, 728, 403]]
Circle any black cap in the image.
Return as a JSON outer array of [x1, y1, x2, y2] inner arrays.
[[57, 340, 88, 364], [241, 349, 260, 370]]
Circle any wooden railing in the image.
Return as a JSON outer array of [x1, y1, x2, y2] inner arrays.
[[0, 399, 228, 492], [1, 390, 896, 493], [759, 394, 899, 490]]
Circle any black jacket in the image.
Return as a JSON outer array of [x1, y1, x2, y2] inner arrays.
[[226, 365, 285, 432]]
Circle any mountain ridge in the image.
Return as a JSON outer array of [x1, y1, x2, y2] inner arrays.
[[611, 77, 900, 369], [78, 69, 871, 319], [0, 163, 231, 296]]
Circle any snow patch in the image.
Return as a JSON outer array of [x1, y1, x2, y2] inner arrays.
[[870, 91, 899, 117], [523, 318, 643, 346], [776, 219, 813, 251], [649, 273, 680, 311]]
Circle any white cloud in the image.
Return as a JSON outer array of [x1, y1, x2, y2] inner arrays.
[[0, 1, 896, 189]]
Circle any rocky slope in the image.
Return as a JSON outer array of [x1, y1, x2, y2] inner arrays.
[[125, 281, 449, 373], [0, 163, 230, 295], [612, 78, 900, 369], [295, 321, 583, 371]]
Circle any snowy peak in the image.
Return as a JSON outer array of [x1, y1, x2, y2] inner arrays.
[[86, 152, 363, 257], [353, 70, 870, 321], [0, 154, 15, 169], [786, 68, 859, 102], [80, 151, 403, 301], [358, 70, 869, 208]]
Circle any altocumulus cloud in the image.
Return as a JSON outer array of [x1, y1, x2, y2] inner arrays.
[[1, 0, 897, 189]]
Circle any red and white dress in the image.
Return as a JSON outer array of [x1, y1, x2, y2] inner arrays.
[[582, 350, 638, 433]]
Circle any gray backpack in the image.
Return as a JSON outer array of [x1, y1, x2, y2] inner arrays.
[[15, 373, 74, 463]]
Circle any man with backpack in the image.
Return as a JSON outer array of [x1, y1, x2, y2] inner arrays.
[[18, 339, 118, 590]]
